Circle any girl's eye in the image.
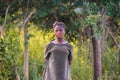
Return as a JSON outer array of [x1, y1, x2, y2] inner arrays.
[[55, 30, 58, 32], [55, 29, 63, 32]]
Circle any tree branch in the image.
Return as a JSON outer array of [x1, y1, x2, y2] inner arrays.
[[21, 9, 36, 28], [102, 16, 120, 49], [105, 26, 120, 49], [3, 5, 11, 28]]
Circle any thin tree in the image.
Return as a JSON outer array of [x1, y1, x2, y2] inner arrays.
[[22, 9, 36, 80]]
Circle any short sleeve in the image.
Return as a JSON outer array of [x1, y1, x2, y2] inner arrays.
[[44, 43, 52, 59], [68, 44, 73, 61]]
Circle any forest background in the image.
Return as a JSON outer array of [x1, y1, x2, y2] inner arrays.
[[0, 0, 120, 80]]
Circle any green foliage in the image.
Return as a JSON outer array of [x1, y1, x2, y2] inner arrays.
[[86, 14, 105, 39], [29, 62, 42, 80], [102, 43, 120, 80], [0, 29, 21, 79], [71, 40, 93, 80], [0, 26, 119, 80], [0, 0, 120, 80], [1, 0, 119, 42], [18, 27, 54, 80]]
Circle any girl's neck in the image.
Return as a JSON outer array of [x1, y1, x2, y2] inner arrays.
[[55, 38, 65, 43]]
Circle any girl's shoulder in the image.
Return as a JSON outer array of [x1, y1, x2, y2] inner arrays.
[[66, 42, 73, 49], [45, 42, 54, 48]]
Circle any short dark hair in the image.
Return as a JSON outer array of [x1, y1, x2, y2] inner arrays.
[[53, 21, 66, 29]]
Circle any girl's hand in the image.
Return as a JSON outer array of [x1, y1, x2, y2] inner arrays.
[[69, 60, 72, 65]]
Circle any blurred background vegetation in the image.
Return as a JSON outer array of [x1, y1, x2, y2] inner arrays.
[[0, 0, 120, 80]]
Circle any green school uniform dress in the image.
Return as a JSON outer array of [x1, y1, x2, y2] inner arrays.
[[42, 42, 73, 80]]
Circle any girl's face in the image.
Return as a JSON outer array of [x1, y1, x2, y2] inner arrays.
[[54, 25, 65, 39]]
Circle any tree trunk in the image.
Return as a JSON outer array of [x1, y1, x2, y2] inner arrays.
[[24, 26, 29, 80], [0, 26, 4, 37], [14, 65, 20, 80], [92, 37, 102, 80], [0, 5, 10, 38], [91, 26, 102, 80]]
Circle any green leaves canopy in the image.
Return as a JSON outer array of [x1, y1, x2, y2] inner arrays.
[[0, 0, 120, 41]]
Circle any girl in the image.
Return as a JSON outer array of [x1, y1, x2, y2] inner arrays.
[[42, 21, 73, 80]]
